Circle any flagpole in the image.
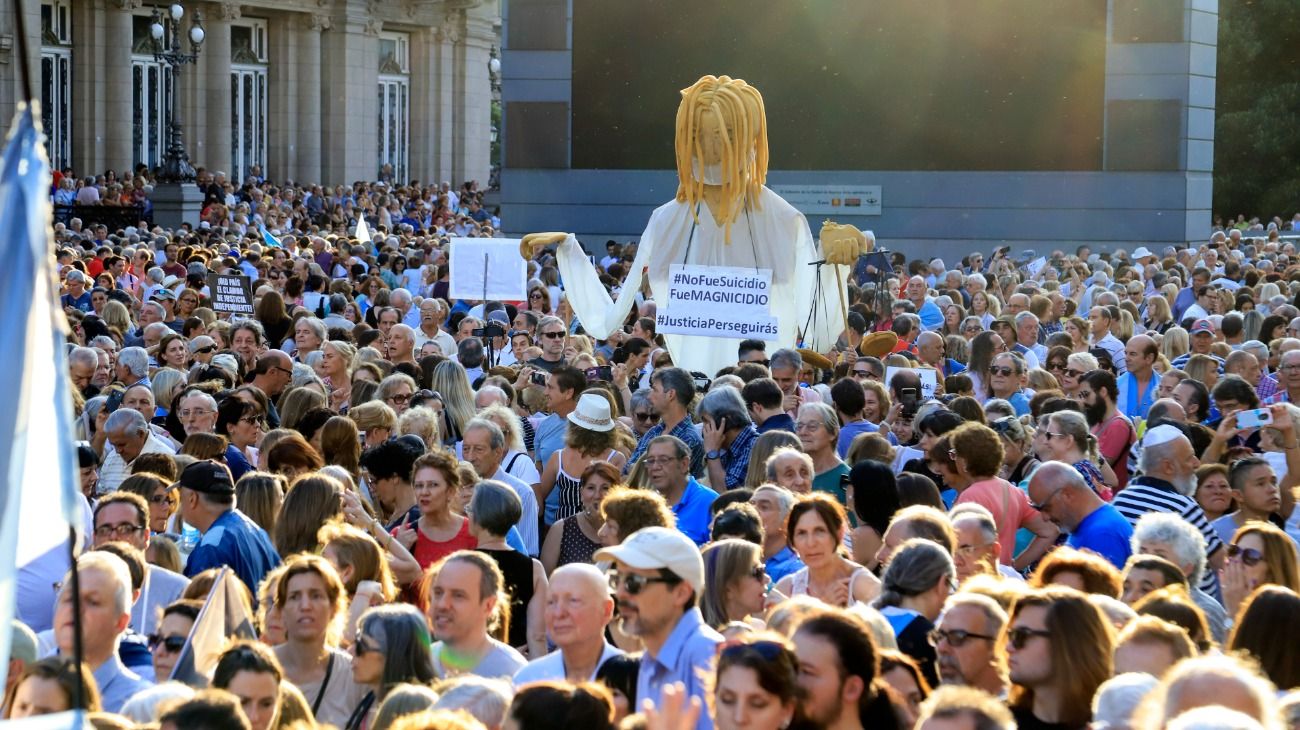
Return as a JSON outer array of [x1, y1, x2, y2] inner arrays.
[[11, 0, 87, 709]]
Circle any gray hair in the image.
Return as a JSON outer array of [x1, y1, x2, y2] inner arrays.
[[940, 592, 1008, 637], [629, 388, 653, 414], [967, 273, 987, 289], [698, 386, 752, 428], [469, 480, 522, 537], [948, 503, 998, 544], [1091, 673, 1159, 730], [432, 676, 512, 729], [1166, 706, 1267, 730], [231, 318, 265, 343], [118, 346, 150, 379], [104, 407, 148, 437], [89, 335, 116, 351], [769, 348, 803, 372], [765, 448, 813, 482], [982, 398, 1015, 421], [1136, 436, 1190, 489], [141, 301, 166, 319], [64, 551, 132, 617], [69, 346, 99, 371], [297, 317, 327, 342], [1014, 311, 1039, 328], [751, 484, 796, 521], [180, 389, 218, 412], [476, 403, 524, 453], [873, 538, 955, 610], [536, 315, 565, 335], [1131, 511, 1207, 583], [389, 288, 413, 307], [797, 402, 840, 436], [464, 417, 506, 452]]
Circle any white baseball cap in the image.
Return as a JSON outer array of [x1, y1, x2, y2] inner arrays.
[[593, 526, 704, 594]]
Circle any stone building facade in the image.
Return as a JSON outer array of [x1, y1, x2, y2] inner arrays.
[[0, 0, 499, 186]]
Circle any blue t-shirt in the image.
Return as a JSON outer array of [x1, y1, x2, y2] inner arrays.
[[62, 291, 93, 312], [185, 509, 282, 597], [838, 420, 882, 458], [671, 478, 719, 546], [1068, 502, 1134, 569], [1006, 391, 1031, 417]]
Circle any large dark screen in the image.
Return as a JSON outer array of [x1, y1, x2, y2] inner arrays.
[[571, 0, 1108, 171]]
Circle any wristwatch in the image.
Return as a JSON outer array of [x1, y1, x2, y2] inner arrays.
[[706, 449, 725, 461]]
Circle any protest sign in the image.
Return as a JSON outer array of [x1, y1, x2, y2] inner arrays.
[[885, 366, 939, 400], [656, 264, 779, 339], [449, 238, 527, 301], [206, 274, 254, 315]]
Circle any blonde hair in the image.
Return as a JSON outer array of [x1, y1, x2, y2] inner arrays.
[[674, 75, 768, 243]]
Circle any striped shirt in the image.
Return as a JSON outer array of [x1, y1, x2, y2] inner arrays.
[[1112, 476, 1223, 597]]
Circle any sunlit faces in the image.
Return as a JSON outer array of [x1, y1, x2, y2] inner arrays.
[[6, 676, 71, 718], [767, 452, 812, 495], [428, 559, 494, 645], [413, 465, 453, 519], [790, 509, 839, 569], [543, 570, 611, 649], [714, 664, 795, 730], [224, 669, 280, 730], [609, 560, 683, 640], [54, 566, 128, 661], [282, 570, 335, 643]]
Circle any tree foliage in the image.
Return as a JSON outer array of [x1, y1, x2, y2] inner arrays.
[[1214, 0, 1300, 219]]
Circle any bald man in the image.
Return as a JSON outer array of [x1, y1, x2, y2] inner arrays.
[[906, 276, 944, 331], [1117, 334, 1159, 420], [512, 564, 624, 684], [1027, 461, 1133, 569], [916, 331, 966, 378]]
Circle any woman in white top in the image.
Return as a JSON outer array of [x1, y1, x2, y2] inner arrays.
[[272, 554, 369, 730], [774, 493, 880, 608]]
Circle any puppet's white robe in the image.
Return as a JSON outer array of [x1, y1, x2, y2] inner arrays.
[[556, 186, 846, 376]]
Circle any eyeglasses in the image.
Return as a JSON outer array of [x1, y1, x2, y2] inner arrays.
[[148, 634, 187, 653], [608, 571, 676, 595], [1006, 626, 1053, 649], [1063, 368, 1086, 379], [238, 415, 267, 427], [928, 628, 996, 648], [853, 369, 877, 378], [1029, 488, 1063, 512], [1043, 431, 1069, 440], [1279, 364, 1300, 373], [529, 292, 544, 300], [633, 411, 660, 422], [387, 393, 411, 404], [641, 456, 682, 467], [94, 523, 145, 538], [149, 493, 172, 506], [541, 331, 566, 339], [193, 346, 216, 354], [178, 409, 215, 419], [963, 325, 982, 333], [1228, 544, 1265, 566], [954, 542, 995, 559], [989, 366, 1014, 377]]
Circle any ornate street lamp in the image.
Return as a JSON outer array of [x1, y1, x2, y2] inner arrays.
[[150, 3, 205, 183]]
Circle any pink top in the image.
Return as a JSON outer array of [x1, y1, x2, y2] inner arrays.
[[955, 477, 1040, 564]]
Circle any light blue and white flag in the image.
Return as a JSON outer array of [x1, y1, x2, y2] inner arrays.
[[0, 103, 85, 694], [260, 222, 281, 248]]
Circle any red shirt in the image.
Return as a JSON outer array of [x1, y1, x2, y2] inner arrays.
[[1092, 415, 1134, 491]]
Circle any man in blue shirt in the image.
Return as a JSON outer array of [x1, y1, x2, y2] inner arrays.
[[595, 527, 722, 730], [1027, 461, 1133, 569], [750, 485, 804, 583], [644, 435, 718, 545], [174, 460, 280, 596]]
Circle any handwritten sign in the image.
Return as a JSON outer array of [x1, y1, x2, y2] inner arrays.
[[657, 264, 779, 339], [206, 274, 253, 315]]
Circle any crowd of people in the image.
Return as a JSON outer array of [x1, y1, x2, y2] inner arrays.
[[9, 171, 1300, 730]]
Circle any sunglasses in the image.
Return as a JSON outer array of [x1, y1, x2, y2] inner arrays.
[[388, 393, 411, 404], [608, 570, 676, 595], [1228, 544, 1264, 566], [541, 331, 566, 339], [633, 411, 660, 422], [148, 634, 187, 653], [1064, 368, 1086, 379], [193, 346, 216, 355], [1006, 626, 1052, 650], [352, 633, 381, 655], [928, 628, 996, 648], [989, 366, 1014, 377], [749, 565, 768, 583], [1047, 362, 1066, 371]]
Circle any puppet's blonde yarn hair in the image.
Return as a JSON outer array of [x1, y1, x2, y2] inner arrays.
[[674, 75, 769, 243]]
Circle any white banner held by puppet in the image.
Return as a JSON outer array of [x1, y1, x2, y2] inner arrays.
[[449, 238, 528, 301], [657, 264, 779, 340]]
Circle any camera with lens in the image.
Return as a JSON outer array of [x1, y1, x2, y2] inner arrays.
[[472, 323, 507, 339]]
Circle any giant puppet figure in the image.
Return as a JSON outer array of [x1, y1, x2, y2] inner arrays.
[[520, 75, 871, 375]]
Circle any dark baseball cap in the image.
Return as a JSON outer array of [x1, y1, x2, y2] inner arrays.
[[170, 460, 235, 496]]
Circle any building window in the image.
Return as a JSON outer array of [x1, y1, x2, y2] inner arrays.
[[377, 32, 409, 182], [131, 13, 170, 171], [230, 18, 268, 183], [39, 1, 71, 169]]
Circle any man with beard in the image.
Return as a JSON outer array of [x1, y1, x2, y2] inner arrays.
[[792, 608, 906, 730], [931, 593, 1008, 697], [594, 527, 720, 729], [1111, 425, 1225, 599], [1079, 370, 1134, 490]]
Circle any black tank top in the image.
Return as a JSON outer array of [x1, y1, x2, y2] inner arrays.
[[477, 548, 534, 649]]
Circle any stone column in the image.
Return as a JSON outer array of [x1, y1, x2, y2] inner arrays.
[[101, 0, 137, 172], [71, 0, 105, 173], [408, 26, 439, 184], [452, 10, 494, 188], [266, 13, 296, 182], [294, 14, 326, 183], [429, 17, 457, 184], [319, 7, 378, 183], [200, 1, 237, 178]]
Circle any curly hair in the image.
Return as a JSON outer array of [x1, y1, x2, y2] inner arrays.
[[598, 486, 674, 543], [948, 422, 1005, 479], [1030, 546, 1123, 599]]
